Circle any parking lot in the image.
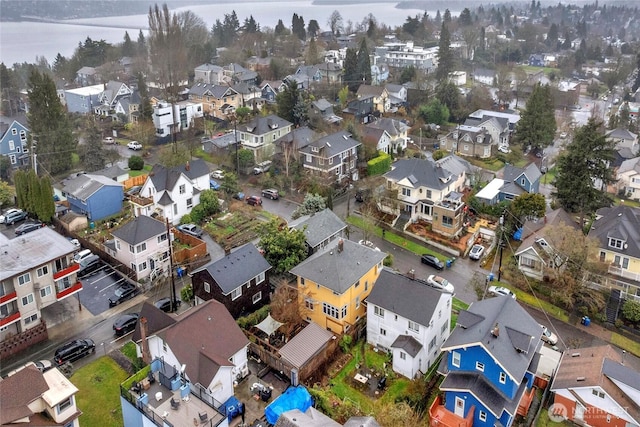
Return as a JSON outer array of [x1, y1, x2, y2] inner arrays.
[[78, 263, 139, 316]]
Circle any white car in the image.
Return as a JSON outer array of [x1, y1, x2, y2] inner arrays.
[[559, 132, 567, 139], [358, 240, 381, 251], [426, 275, 455, 293], [127, 141, 142, 150], [103, 136, 115, 144], [488, 285, 516, 300], [540, 324, 558, 345], [469, 244, 485, 260], [0, 208, 21, 223], [211, 170, 225, 179], [498, 146, 512, 154]]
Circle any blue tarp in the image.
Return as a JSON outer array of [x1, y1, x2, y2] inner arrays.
[[513, 227, 523, 241], [264, 386, 313, 424]]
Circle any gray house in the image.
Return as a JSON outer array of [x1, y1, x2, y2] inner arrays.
[[289, 208, 347, 255]]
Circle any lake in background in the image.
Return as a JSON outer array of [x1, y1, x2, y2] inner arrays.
[[1, 0, 457, 66]]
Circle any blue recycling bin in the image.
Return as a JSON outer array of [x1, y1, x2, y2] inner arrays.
[[446, 259, 452, 269], [488, 273, 495, 282], [176, 267, 184, 278], [581, 316, 591, 326]]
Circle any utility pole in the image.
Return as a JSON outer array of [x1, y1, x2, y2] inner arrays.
[[165, 218, 178, 312], [498, 215, 504, 281]]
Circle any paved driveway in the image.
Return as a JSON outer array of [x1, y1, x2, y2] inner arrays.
[[78, 264, 136, 315]]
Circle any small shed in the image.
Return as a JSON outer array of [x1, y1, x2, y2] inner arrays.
[[278, 322, 335, 382], [59, 211, 88, 232]]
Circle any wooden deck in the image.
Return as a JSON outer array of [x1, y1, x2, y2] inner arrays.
[[429, 395, 474, 427]]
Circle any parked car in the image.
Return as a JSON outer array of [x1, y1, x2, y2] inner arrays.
[[155, 297, 181, 313], [487, 285, 517, 299], [421, 254, 444, 270], [103, 137, 115, 144], [498, 146, 512, 154], [209, 179, 220, 190], [358, 240, 381, 251], [113, 313, 140, 336], [3, 209, 27, 225], [211, 170, 225, 179], [426, 275, 455, 293], [108, 283, 138, 307], [15, 221, 43, 235], [73, 249, 93, 264], [77, 254, 102, 278], [68, 238, 81, 248], [125, 185, 142, 199], [6, 360, 53, 376], [54, 339, 95, 365], [177, 223, 203, 238], [127, 141, 142, 150], [0, 208, 21, 223], [247, 196, 262, 206], [253, 160, 272, 175], [233, 192, 245, 201], [540, 324, 558, 346], [469, 244, 485, 260], [355, 188, 370, 203], [261, 188, 279, 200]]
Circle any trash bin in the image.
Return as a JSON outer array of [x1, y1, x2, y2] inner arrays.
[[446, 259, 452, 269], [584, 316, 591, 326], [177, 267, 184, 278], [488, 273, 494, 282], [89, 221, 95, 229]]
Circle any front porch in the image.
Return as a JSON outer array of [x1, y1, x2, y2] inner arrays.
[[429, 395, 474, 427]]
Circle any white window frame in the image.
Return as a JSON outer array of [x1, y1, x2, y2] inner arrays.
[[252, 291, 262, 304], [452, 351, 461, 367], [408, 320, 420, 332], [256, 271, 265, 283], [374, 306, 385, 318], [40, 286, 52, 298], [400, 351, 406, 360], [476, 361, 485, 372], [22, 293, 35, 306], [37, 266, 49, 277], [18, 273, 31, 286], [499, 371, 507, 384], [231, 287, 242, 300], [136, 242, 147, 253], [24, 313, 38, 325], [608, 238, 623, 249], [204, 282, 211, 293], [479, 411, 487, 422], [57, 396, 73, 414]]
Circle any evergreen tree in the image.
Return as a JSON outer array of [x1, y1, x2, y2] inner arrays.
[[632, 55, 640, 92], [275, 19, 287, 36], [276, 79, 307, 126], [122, 31, 135, 57], [137, 72, 153, 120], [436, 82, 460, 121], [307, 19, 320, 38], [554, 119, 615, 217], [435, 10, 442, 25], [137, 30, 147, 55], [443, 9, 452, 23], [514, 83, 556, 149], [292, 13, 306, 40], [458, 8, 472, 26], [344, 48, 359, 92], [305, 37, 320, 65], [356, 38, 371, 86], [37, 176, 54, 222], [81, 117, 106, 172], [436, 21, 454, 82], [27, 70, 75, 175]]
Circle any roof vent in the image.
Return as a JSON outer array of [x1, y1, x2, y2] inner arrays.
[[571, 352, 581, 357], [576, 376, 586, 381], [491, 323, 500, 337]]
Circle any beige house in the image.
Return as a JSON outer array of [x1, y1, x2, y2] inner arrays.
[[356, 85, 389, 113], [438, 125, 493, 159], [238, 114, 293, 162], [188, 83, 241, 119], [1, 365, 81, 426], [616, 157, 640, 200]]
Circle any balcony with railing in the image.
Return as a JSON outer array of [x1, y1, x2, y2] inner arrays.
[[56, 280, 83, 300], [121, 359, 225, 427], [608, 265, 640, 282], [429, 395, 474, 427], [0, 301, 21, 327], [0, 282, 17, 305]]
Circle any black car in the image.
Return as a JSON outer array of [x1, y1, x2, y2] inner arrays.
[[15, 221, 43, 235], [421, 254, 444, 270], [355, 189, 370, 203], [113, 313, 140, 336], [108, 283, 138, 307], [54, 339, 95, 365], [155, 297, 182, 313]]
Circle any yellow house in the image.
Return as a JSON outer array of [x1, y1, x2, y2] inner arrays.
[[290, 239, 387, 334], [588, 205, 640, 298]]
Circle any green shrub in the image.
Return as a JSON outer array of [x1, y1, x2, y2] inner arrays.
[[383, 254, 394, 266], [340, 334, 353, 353], [180, 285, 194, 303], [237, 305, 270, 329], [622, 300, 640, 322], [128, 155, 144, 170], [180, 213, 193, 225], [367, 152, 391, 176]]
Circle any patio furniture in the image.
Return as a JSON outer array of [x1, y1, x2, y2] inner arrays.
[[199, 412, 208, 423], [354, 373, 368, 384], [155, 392, 162, 402], [170, 398, 180, 410], [377, 376, 387, 390]]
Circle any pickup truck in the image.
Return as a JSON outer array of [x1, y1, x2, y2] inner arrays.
[[253, 160, 272, 175]]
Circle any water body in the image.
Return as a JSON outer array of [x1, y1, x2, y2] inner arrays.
[[1, 1, 455, 66]]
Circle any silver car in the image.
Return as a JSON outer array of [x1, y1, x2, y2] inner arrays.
[[469, 244, 485, 260]]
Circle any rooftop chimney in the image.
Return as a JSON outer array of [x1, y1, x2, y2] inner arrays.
[[139, 317, 152, 364], [407, 269, 416, 280], [185, 161, 190, 171], [491, 322, 500, 337], [337, 239, 344, 253]]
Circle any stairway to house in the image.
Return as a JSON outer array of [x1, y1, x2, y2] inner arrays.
[[394, 213, 411, 231], [605, 289, 622, 324]]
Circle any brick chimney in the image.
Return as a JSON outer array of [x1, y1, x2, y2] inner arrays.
[[185, 161, 190, 171], [337, 239, 344, 253], [407, 269, 415, 280], [139, 317, 152, 364]]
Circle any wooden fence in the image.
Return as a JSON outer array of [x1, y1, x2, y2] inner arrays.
[[122, 174, 147, 190], [0, 320, 48, 360]]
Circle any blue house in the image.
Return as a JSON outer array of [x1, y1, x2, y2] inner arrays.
[[61, 173, 124, 221], [528, 54, 544, 67], [260, 81, 284, 103], [0, 119, 30, 168], [499, 163, 542, 201], [431, 297, 543, 427]]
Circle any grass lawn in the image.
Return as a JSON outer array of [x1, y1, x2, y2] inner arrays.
[[193, 148, 214, 163], [347, 216, 447, 261], [121, 342, 138, 362], [129, 165, 152, 177], [72, 356, 129, 427], [536, 408, 573, 427], [518, 65, 560, 76], [612, 196, 640, 208], [504, 284, 570, 323], [540, 166, 558, 185], [611, 332, 640, 357], [467, 157, 505, 172]]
